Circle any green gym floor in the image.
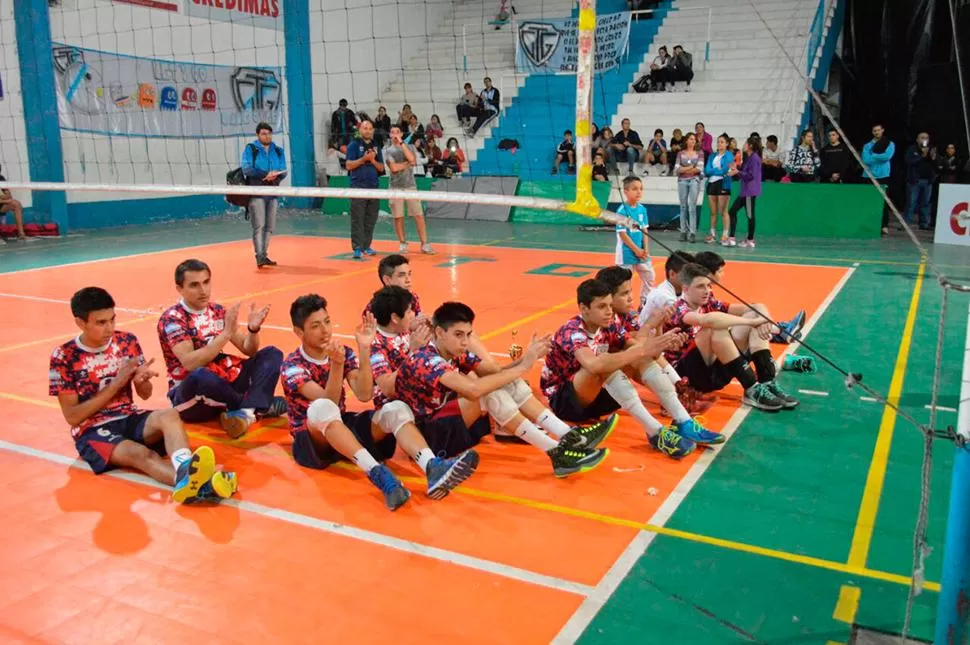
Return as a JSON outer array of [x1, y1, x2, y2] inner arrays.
[[2, 210, 967, 644]]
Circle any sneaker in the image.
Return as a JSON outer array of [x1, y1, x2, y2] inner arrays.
[[367, 464, 410, 511], [705, 234, 716, 244], [220, 409, 255, 439], [675, 379, 716, 416], [559, 414, 619, 450], [421, 243, 435, 255], [742, 382, 785, 411], [783, 354, 817, 373], [494, 431, 528, 444], [172, 446, 217, 504], [547, 445, 609, 478], [353, 248, 363, 260], [258, 396, 288, 419], [256, 255, 272, 267], [679, 232, 688, 242], [648, 426, 696, 459], [675, 418, 725, 445], [426, 449, 480, 500], [765, 381, 799, 409], [188, 471, 239, 504], [364, 248, 378, 256], [772, 309, 806, 344], [263, 257, 278, 266], [688, 233, 696, 243], [399, 242, 408, 253]]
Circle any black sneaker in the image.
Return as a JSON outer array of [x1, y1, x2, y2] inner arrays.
[[742, 383, 785, 411], [765, 381, 799, 409], [559, 414, 619, 451], [264, 257, 278, 266], [547, 445, 609, 478], [257, 396, 288, 418]]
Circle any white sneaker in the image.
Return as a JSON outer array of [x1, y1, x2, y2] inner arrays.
[[399, 242, 408, 253], [421, 243, 435, 255]]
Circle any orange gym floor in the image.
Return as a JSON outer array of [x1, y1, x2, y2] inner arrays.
[[0, 235, 849, 644]]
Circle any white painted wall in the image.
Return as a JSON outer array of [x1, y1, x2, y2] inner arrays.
[[0, 3, 32, 208]]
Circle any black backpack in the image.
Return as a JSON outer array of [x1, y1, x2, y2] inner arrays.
[[226, 143, 258, 207]]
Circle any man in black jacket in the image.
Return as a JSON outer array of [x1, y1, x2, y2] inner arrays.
[[820, 129, 851, 183], [904, 132, 937, 230]]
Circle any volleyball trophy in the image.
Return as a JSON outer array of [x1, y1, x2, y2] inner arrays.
[[508, 329, 523, 360]]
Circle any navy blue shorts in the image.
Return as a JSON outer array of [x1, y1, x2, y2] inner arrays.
[[74, 411, 163, 475], [417, 399, 492, 458], [291, 410, 397, 470], [547, 381, 621, 424]]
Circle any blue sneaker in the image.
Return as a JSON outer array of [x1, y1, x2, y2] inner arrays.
[[426, 450, 480, 500], [353, 248, 363, 260], [783, 354, 817, 374], [367, 464, 410, 511], [675, 418, 725, 446], [364, 247, 378, 256], [172, 446, 217, 504], [649, 427, 696, 459], [772, 309, 806, 344], [257, 396, 288, 419]]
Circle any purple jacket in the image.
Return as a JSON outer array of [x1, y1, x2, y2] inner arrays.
[[738, 152, 762, 197]]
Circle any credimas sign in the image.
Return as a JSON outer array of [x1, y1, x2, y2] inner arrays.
[[185, 0, 282, 31]]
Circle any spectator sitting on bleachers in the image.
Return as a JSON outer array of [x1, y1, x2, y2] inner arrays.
[[441, 137, 467, 174], [785, 130, 820, 182], [729, 138, 742, 166], [667, 45, 694, 90], [645, 129, 669, 175], [552, 129, 576, 175], [330, 98, 358, 149], [426, 115, 444, 140], [374, 106, 392, 146], [593, 152, 609, 182], [612, 118, 644, 174], [425, 136, 443, 174], [820, 129, 851, 183], [762, 135, 786, 182], [649, 46, 671, 91], [695, 122, 713, 156], [467, 77, 500, 136], [594, 127, 617, 173], [456, 83, 480, 129], [405, 115, 426, 151]]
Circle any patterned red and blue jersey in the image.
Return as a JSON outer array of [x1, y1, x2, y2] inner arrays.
[[157, 301, 244, 389], [369, 328, 412, 409], [362, 290, 422, 320], [395, 343, 481, 421], [49, 331, 145, 438], [280, 345, 359, 434], [540, 315, 626, 397], [707, 293, 730, 314], [615, 310, 641, 335], [662, 297, 726, 364]]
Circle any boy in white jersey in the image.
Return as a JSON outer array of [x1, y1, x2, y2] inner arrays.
[[614, 176, 655, 308]]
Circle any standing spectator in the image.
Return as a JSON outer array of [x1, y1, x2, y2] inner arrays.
[[645, 129, 669, 175], [785, 130, 820, 182], [405, 114, 426, 152], [426, 114, 444, 140], [383, 125, 434, 255], [397, 105, 413, 135], [467, 77, 500, 136], [861, 123, 896, 235], [675, 132, 704, 243], [820, 129, 851, 183], [612, 119, 644, 174], [345, 120, 385, 260], [704, 133, 737, 244], [939, 143, 961, 184], [727, 136, 763, 248], [728, 137, 742, 167], [904, 132, 936, 230], [241, 122, 287, 268], [762, 135, 786, 181], [667, 45, 694, 90], [667, 128, 685, 173], [374, 106, 392, 146], [695, 122, 713, 156], [552, 130, 576, 174], [456, 83, 479, 129], [330, 99, 358, 149], [0, 166, 27, 242]]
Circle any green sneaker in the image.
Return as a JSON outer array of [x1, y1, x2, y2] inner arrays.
[[559, 413, 619, 450], [742, 382, 785, 411], [766, 381, 799, 409], [547, 445, 609, 478], [783, 354, 817, 373], [649, 426, 696, 459]]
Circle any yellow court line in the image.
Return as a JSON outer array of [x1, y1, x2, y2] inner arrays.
[[0, 265, 375, 354], [846, 260, 926, 569], [833, 585, 861, 623], [1, 388, 941, 594], [479, 298, 575, 341]]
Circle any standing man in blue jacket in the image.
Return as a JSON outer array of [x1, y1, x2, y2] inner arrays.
[[241, 122, 288, 267], [345, 119, 385, 260], [861, 123, 895, 236]]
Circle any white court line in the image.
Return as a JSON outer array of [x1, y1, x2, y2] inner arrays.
[[0, 438, 593, 598], [860, 396, 878, 403], [925, 404, 958, 413], [798, 389, 830, 397], [552, 265, 858, 644]]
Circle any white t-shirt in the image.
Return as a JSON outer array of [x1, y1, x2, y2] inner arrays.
[[639, 279, 678, 327]]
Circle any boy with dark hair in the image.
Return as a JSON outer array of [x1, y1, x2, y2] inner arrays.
[[281, 293, 477, 510], [363, 254, 423, 319], [664, 264, 797, 410], [614, 176, 655, 308], [552, 130, 576, 175], [158, 259, 285, 439], [51, 287, 237, 503], [394, 301, 614, 477]]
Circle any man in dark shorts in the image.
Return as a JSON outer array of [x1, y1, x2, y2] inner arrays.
[[541, 278, 696, 459], [49, 287, 237, 503], [158, 259, 285, 438], [394, 301, 612, 477], [663, 263, 797, 411]]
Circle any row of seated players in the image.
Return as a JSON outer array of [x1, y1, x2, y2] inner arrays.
[[49, 252, 813, 511]]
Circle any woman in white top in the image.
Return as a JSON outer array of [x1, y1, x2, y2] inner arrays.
[[675, 132, 705, 243]]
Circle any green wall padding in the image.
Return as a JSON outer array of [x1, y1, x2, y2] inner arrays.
[[510, 180, 613, 225]]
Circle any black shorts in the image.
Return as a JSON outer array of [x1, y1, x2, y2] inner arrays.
[[74, 411, 163, 474], [706, 181, 731, 196], [547, 381, 621, 424], [291, 411, 397, 470], [417, 399, 492, 458], [675, 347, 734, 393]]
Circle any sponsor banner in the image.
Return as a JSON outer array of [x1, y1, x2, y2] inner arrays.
[[184, 0, 282, 31], [52, 43, 283, 138], [515, 11, 632, 74], [935, 184, 970, 247]]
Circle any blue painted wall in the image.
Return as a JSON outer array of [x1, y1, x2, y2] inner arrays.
[[470, 0, 671, 182], [797, 0, 845, 142]]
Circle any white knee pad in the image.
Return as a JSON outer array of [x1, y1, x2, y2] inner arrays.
[[372, 400, 415, 436], [502, 379, 533, 407], [482, 389, 520, 427], [307, 399, 341, 434]]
